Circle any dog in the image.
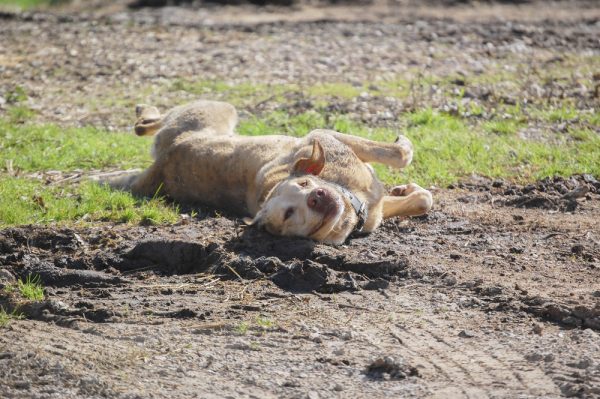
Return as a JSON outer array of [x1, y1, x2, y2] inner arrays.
[[112, 100, 432, 244]]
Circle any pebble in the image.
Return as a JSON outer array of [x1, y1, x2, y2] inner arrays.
[[307, 390, 320, 399], [443, 275, 457, 286], [309, 333, 323, 343], [458, 330, 476, 338], [0, 269, 16, 284]]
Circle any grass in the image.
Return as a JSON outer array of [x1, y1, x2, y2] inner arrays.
[[17, 275, 44, 301], [235, 321, 249, 335], [0, 0, 67, 10], [0, 119, 152, 172], [0, 307, 23, 328], [0, 68, 598, 228], [0, 115, 180, 227], [238, 108, 599, 186]]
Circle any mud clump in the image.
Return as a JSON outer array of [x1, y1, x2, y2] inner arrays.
[[365, 356, 420, 380], [452, 174, 599, 212]]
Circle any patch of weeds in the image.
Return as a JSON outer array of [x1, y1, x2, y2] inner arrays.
[[483, 119, 520, 135], [249, 342, 261, 351], [235, 321, 249, 335], [0, 118, 153, 172], [5, 86, 28, 103], [256, 316, 275, 329], [7, 106, 35, 124], [0, 0, 68, 10], [0, 307, 24, 328], [305, 82, 362, 99], [17, 274, 44, 301], [540, 105, 579, 123], [170, 79, 280, 107]]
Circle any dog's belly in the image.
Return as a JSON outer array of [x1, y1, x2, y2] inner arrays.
[[160, 135, 296, 215]]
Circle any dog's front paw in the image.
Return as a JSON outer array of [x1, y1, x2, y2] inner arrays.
[[391, 183, 421, 196]]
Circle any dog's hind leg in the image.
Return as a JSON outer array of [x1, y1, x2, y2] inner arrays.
[[308, 129, 413, 169], [382, 183, 432, 218], [134, 104, 163, 136]]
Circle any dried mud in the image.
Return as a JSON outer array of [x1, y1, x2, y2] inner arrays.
[[1, 1, 600, 398], [1, 177, 599, 398]]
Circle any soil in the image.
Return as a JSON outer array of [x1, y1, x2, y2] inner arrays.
[[1, 1, 600, 398]]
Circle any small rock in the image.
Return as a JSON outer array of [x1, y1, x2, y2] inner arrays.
[[458, 330, 475, 338], [332, 347, 345, 356], [525, 352, 543, 362], [0, 268, 16, 284], [560, 382, 584, 397], [567, 357, 593, 369], [532, 323, 543, 335], [443, 275, 457, 286], [309, 333, 323, 343], [14, 381, 31, 390], [432, 292, 448, 302], [307, 391, 320, 399], [333, 384, 344, 391], [571, 244, 585, 256], [544, 353, 555, 362], [562, 316, 582, 327]]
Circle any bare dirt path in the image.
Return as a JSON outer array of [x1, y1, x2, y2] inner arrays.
[[1, 1, 599, 398]]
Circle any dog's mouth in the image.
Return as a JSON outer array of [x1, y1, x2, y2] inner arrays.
[[308, 197, 343, 238]]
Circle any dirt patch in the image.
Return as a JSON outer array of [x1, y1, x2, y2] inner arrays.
[[1, 179, 599, 397]]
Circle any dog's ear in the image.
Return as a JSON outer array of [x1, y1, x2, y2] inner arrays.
[[293, 140, 325, 176], [242, 216, 256, 225], [243, 210, 264, 227]]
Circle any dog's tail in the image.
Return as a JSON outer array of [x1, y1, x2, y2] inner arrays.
[[91, 169, 141, 191], [134, 104, 163, 136]]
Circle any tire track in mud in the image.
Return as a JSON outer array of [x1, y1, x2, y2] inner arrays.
[[377, 288, 561, 398]]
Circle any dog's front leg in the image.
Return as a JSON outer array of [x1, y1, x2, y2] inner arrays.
[[308, 129, 413, 169], [382, 183, 432, 218]]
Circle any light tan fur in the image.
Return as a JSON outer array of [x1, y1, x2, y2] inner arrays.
[[113, 100, 432, 244]]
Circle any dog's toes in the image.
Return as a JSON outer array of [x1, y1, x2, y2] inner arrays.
[[391, 183, 421, 196], [391, 185, 409, 196]]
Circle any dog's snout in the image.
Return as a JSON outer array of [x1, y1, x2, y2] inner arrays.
[[307, 188, 334, 213]]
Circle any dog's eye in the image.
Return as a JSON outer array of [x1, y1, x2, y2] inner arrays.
[[284, 208, 294, 221], [298, 180, 308, 187]]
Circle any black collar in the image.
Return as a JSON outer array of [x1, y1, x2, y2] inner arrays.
[[337, 185, 368, 234]]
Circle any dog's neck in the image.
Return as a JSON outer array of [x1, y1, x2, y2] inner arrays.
[[335, 184, 368, 233]]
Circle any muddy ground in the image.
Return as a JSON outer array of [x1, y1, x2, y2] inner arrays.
[[1, 1, 600, 398]]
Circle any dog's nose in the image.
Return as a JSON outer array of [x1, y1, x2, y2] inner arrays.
[[307, 188, 334, 213]]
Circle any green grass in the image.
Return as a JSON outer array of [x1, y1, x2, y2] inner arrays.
[[0, 119, 153, 172], [0, 177, 179, 226], [241, 108, 599, 187], [235, 321, 249, 335], [0, 307, 23, 328], [0, 0, 67, 10], [1, 71, 599, 228], [483, 119, 520, 136], [17, 275, 44, 301], [0, 116, 180, 227]]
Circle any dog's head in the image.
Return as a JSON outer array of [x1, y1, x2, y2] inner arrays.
[[244, 141, 360, 245]]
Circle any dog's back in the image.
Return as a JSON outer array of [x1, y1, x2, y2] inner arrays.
[[135, 100, 238, 159]]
